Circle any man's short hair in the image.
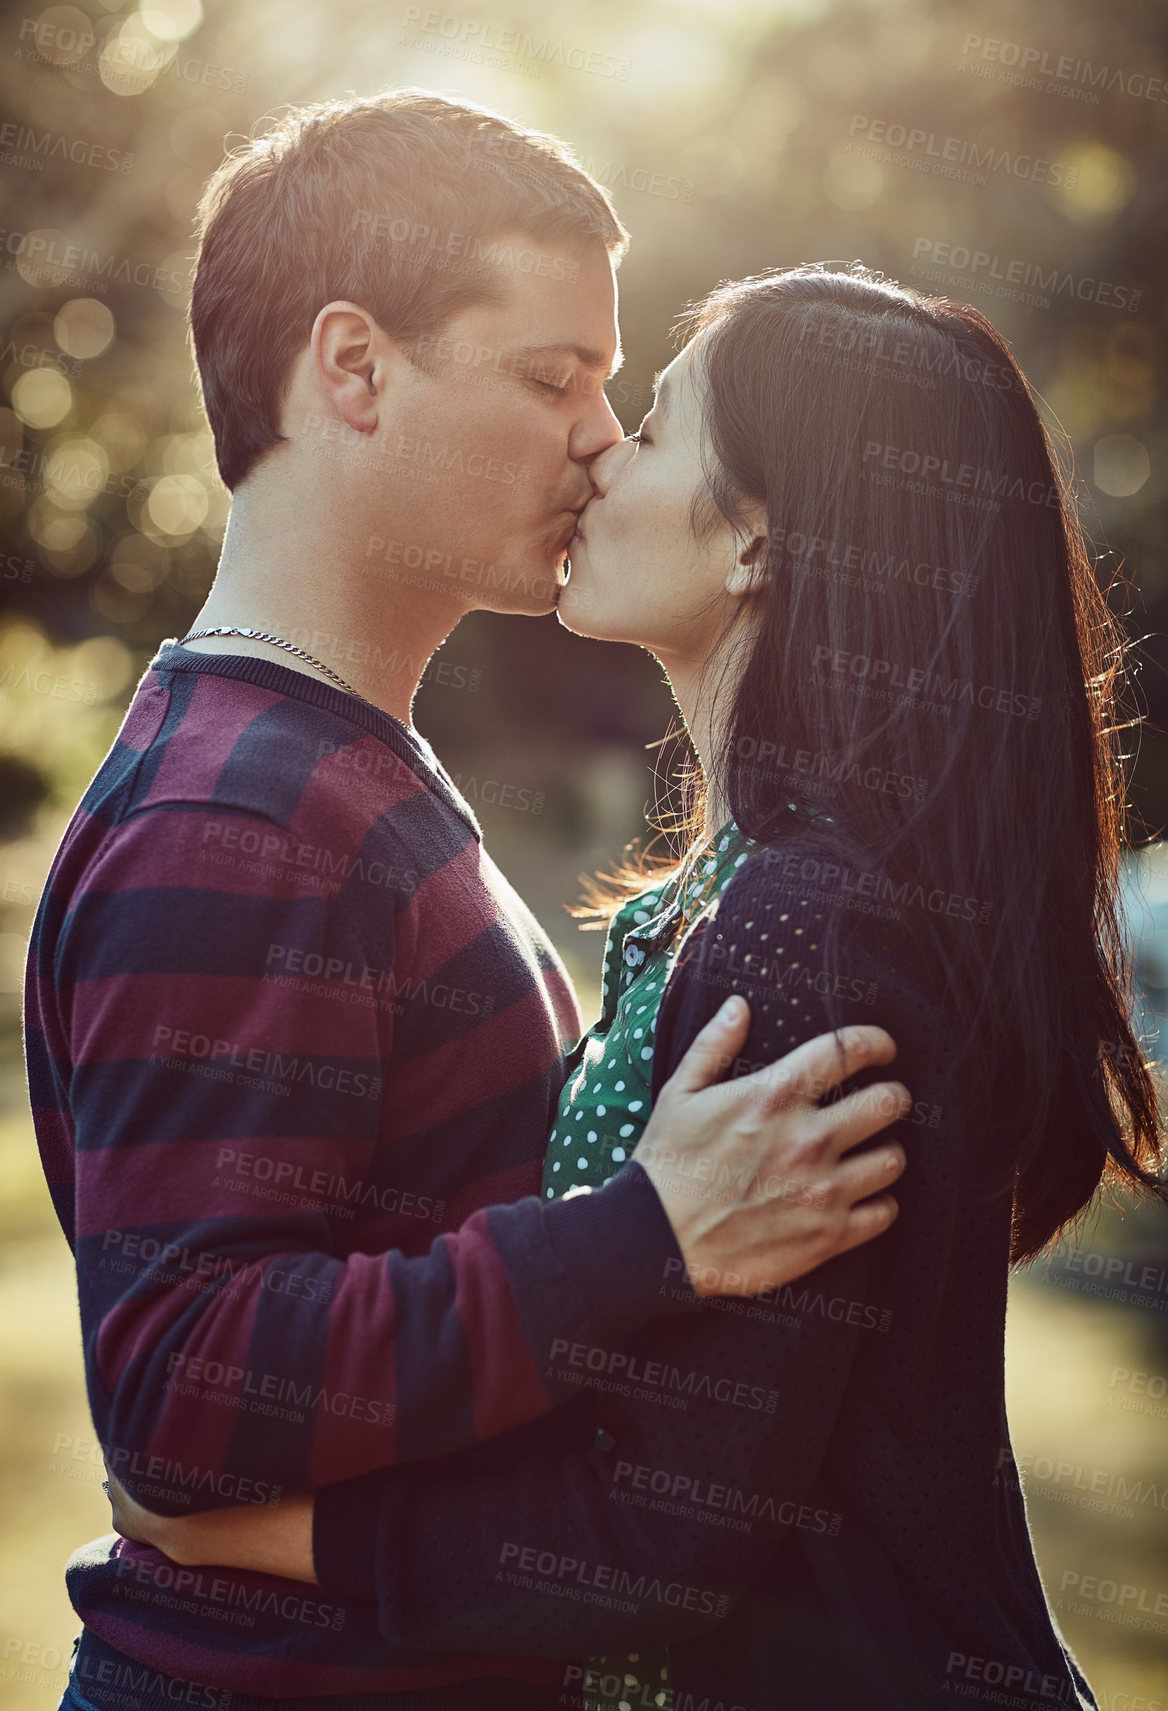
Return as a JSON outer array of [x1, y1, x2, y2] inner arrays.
[[190, 89, 628, 489]]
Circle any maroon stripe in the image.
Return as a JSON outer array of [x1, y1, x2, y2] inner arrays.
[[452, 1207, 552, 1440], [141, 675, 283, 808], [312, 1251, 398, 1477], [392, 985, 565, 1126], [116, 672, 170, 753], [288, 732, 431, 845], [95, 1278, 257, 1477], [73, 806, 378, 904], [436, 1158, 544, 1234], [74, 1134, 375, 1237], [393, 839, 502, 980], [44, 804, 101, 887]]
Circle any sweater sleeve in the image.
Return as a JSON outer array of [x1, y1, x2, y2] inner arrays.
[[311, 840, 925, 1656], [55, 805, 699, 1514]]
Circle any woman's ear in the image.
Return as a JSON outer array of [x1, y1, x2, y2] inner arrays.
[[725, 533, 770, 598]]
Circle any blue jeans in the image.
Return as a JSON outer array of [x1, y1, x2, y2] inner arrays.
[[57, 1633, 102, 1711], [58, 1674, 102, 1711]]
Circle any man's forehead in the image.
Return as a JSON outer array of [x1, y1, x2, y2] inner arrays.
[[480, 239, 621, 371]]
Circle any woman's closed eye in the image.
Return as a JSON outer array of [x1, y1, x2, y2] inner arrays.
[[631, 404, 661, 445]]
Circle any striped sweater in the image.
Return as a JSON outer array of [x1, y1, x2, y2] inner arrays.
[[24, 642, 697, 1704]]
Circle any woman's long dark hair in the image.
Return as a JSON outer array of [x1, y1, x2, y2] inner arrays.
[[596, 262, 1163, 1263], [686, 262, 1164, 1262]]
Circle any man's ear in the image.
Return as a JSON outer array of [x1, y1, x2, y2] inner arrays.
[[311, 301, 382, 434], [725, 532, 770, 598]]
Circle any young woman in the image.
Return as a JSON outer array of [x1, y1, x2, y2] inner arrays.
[[108, 265, 1163, 1709]]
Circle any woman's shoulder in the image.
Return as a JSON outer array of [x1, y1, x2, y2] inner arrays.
[[695, 821, 903, 958], [663, 819, 943, 1061]]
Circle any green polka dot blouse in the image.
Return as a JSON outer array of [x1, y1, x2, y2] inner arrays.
[[541, 821, 758, 1205]]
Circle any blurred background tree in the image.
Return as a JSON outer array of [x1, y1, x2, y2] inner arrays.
[[0, 0, 1166, 1704], [3, 0, 1167, 853]]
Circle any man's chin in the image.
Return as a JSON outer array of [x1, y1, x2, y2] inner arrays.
[[521, 551, 570, 617], [456, 544, 567, 617], [523, 553, 568, 616]]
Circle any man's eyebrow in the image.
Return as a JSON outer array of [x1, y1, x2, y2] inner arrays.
[[510, 342, 625, 379]]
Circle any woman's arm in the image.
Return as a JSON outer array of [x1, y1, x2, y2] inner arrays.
[[108, 844, 928, 1658], [106, 1470, 317, 1581]]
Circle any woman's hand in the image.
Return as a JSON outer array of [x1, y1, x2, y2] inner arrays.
[[104, 1466, 166, 1549], [634, 999, 909, 1296], [104, 1464, 318, 1583]]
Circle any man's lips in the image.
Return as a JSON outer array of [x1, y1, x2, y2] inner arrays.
[[558, 509, 587, 550]]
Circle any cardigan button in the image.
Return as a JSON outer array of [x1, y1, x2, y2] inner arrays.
[[594, 1427, 615, 1453]]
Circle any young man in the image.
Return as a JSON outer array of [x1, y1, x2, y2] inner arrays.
[[27, 92, 906, 1711]]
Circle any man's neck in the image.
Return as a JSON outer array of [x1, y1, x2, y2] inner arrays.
[[183, 487, 466, 725]]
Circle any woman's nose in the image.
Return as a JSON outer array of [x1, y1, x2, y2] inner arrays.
[[588, 435, 637, 496]]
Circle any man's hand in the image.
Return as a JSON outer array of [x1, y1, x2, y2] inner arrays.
[[104, 1465, 318, 1583], [634, 997, 908, 1296]]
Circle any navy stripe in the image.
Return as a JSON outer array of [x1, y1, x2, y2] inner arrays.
[[71, 1059, 385, 1149], [388, 1235, 476, 1461], [228, 1255, 336, 1487], [62, 886, 357, 978], [212, 698, 404, 823]]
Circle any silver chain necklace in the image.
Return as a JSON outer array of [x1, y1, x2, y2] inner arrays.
[[179, 627, 368, 701]]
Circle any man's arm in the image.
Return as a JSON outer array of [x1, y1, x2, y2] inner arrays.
[[60, 809, 906, 1513], [116, 850, 920, 1664]]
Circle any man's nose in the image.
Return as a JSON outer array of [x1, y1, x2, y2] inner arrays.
[[569, 384, 625, 466]]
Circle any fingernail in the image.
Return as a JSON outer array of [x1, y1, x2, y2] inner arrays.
[[717, 996, 744, 1023]]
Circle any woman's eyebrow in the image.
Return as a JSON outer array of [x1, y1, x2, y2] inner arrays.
[[652, 372, 674, 420]]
